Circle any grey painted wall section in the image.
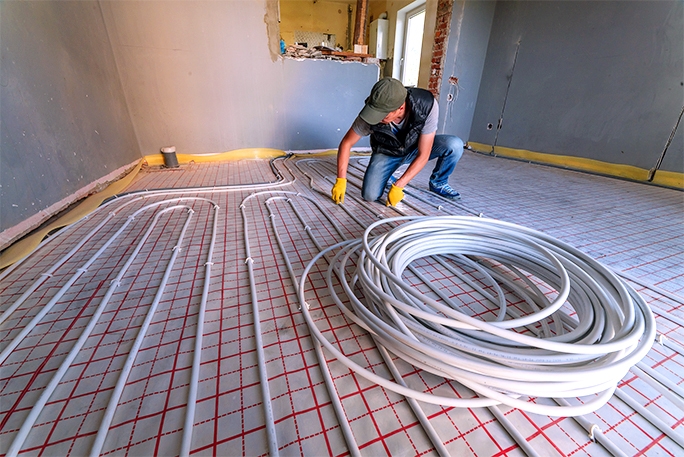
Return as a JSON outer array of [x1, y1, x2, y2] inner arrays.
[[279, 59, 377, 150], [470, 1, 684, 172], [0, 1, 141, 233], [437, 0, 496, 140], [100, 1, 376, 155]]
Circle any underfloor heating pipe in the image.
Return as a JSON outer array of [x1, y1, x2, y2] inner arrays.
[[346, 158, 481, 216], [6, 203, 197, 457], [632, 363, 684, 412], [553, 398, 629, 457], [264, 194, 362, 457], [613, 388, 684, 449], [310, 157, 683, 338], [0, 158, 294, 330], [275, 169, 470, 454], [0, 156, 294, 282], [298, 158, 481, 217], [487, 406, 541, 457], [268, 192, 454, 456], [309, 160, 682, 422], [87, 201, 218, 457], [278, 182, 536, 455], [266, 192, 457, 456], [298, 216, 657, 416], [616, 270, 684, 308], [0, 197, 216, 365], [0, 211, 118, 327], [0, 159, 296, 454], [180, 202, 220, 457], [240, 193, 280, 457], [1, 155, 679, 455], [296, 158, 425, 218], [659, 336, 684, 357], [296, 158, 558, 454]]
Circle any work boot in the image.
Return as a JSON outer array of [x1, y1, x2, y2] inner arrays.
[[429, 182, 461, 200]]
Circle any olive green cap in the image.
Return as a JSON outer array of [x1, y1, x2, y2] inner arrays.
[[359, 77, 407, 125]]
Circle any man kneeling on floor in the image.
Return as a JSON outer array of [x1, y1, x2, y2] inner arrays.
[[331, 77, 464, 206]]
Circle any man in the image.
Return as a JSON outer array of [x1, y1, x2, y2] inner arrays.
[[331, 77, 463, 206]]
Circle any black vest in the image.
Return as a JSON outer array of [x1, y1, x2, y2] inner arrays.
[[369, 87, 435, 157]]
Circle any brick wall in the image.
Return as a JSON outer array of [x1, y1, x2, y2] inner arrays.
[[427, 0, 454, 96]]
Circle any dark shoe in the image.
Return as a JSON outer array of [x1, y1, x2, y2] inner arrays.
[[429, 182, 461, 199]]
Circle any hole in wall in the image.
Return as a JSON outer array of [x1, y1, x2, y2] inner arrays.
[[487, 123, 493, 130]]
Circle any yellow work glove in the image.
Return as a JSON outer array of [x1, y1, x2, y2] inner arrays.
[[331, 178, 347, 204], [386, 184, 404, 206]]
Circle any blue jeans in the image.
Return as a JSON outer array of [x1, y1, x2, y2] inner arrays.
[[361, 135, 464, 201]]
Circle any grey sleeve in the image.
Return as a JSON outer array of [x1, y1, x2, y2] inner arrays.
[[421, 100, 439, 134], [351, 116, 372, 136]]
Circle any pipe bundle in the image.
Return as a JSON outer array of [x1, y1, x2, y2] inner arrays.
[[298, 216, 655, 416]]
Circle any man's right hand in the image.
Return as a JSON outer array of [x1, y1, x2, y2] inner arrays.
[[331, 178, 347, 204]]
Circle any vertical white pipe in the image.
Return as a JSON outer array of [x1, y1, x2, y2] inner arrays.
[[180, 204, 220, 457]]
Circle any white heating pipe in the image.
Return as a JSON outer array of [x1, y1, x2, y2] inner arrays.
[[0, 155, 293, 286], [0, 157, 293, 357], [1, 160, 295, 455], [299, 216, 656, 416], [3, 155, 676, 454], [0, 197, 216, 364], [240, 193, 280, 457], [0, 212, 117, 327], [88, 200, 217, 457], [613, 388, 684, 449], [281, 171, 544, 453], [265, 194, 362, 457], [487, 406, 541, 457], [553, 398, 629, 457], [632, 363, 684, 412], [274, 193, 458, 455], [180, 203, 220, 457], [8, 204, 195, 457]]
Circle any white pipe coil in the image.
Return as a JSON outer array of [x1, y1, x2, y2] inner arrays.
[[298, 216, 656, 416]]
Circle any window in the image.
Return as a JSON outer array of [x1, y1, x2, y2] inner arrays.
[[393, 0, 427, 86], [401, 6, 426, 86]]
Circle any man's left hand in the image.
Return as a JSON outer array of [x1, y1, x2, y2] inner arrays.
[[386, 184, 404, 206]]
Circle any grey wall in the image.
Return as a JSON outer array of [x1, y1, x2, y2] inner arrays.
[[1, 0, 377, 238], [0, 1, 141, 233], [100, 1, 376, 155], [438, 0, 496, 140], [469, 1, 683, 172], [280, 59, 377, 150]]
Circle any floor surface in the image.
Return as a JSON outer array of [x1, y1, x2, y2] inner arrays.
[[0, 151, 682, 456]]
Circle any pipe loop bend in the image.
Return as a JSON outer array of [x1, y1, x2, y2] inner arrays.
[[299, 216, 656, 416]]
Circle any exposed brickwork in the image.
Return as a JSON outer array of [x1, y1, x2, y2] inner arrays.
[[428, 0, 454, 97]]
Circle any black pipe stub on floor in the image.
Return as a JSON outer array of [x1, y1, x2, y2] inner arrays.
[[161, 146, 179, 168]]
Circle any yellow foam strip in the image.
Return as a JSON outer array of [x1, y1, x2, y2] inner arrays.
[[1, 148, 288, 270], [469, 142, 684, 189], [0, 160, 144, 270], [143, 148, 286, 166], [292, 149, 338, 157], [289, 149, 372, 158]]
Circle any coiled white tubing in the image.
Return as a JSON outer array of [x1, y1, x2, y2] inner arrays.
[[297, 216, 656, 417]]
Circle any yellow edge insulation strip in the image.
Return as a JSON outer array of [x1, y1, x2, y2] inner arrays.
[[0, 148, 297, 270], [143, 148, 287, 166], [0, 161, 145, 270], [469, 142, 684, 190]]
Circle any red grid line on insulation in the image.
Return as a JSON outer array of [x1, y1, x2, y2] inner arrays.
[[0, 157, 682, 457]]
